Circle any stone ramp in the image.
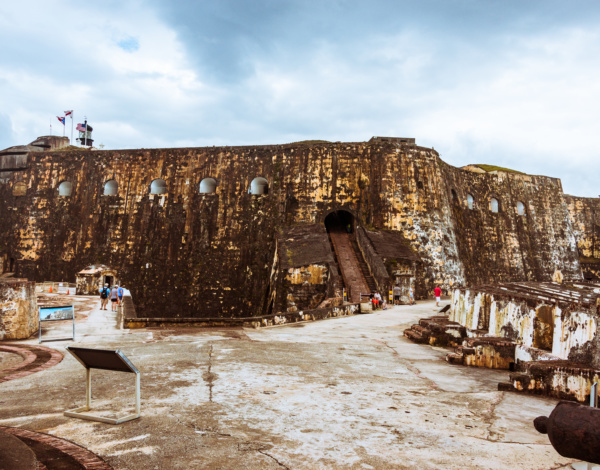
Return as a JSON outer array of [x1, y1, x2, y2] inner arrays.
[[328, 229, 370, 303]]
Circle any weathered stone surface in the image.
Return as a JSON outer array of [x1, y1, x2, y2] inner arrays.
[[449, 282, 600, 364], [0, 279, 37, 340], [0, 138, 597, 318], [564, 194, 600, 281]]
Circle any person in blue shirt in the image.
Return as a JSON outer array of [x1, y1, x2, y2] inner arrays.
[[99, 283, 110, 310], [118, 285, 124, 304]]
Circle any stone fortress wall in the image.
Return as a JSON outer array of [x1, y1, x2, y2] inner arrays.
[[0, 136, 597, 318]]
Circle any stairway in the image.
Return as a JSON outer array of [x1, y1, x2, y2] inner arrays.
[[350, 237, 377, 292], [328, 229, 371, 303]]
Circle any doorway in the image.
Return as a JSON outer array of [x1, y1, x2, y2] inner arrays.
[[104, 275, 114, 287], [325, 210, 354, 233]]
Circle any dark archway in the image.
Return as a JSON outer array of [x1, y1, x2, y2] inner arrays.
[[325, 210, 354, 233], [9, 257, 15, 272]]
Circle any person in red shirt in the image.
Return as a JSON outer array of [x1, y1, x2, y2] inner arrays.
[[434, 286, 442, 307]]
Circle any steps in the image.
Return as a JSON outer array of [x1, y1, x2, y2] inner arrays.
[[328, 229, 370, 303], [350, 237, 377, 292], [403, 324, 432, 344]]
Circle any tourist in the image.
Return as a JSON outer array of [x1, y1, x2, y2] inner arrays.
[[118, 285, 124, 304], [110, 285, 119, 311], [434, 285, 442, 307], [374, 291, 382, 310], [409, 285, 415, 305], [393, 285, 401, 305], [99, 283, 110, 310]]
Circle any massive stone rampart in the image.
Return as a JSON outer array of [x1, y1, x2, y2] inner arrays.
[[564, 194, 600, 280], [0, 139, 594, 317]]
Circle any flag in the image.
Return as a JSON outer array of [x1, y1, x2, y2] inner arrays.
[[57, 116, 65, 125], [64, 110, 73, 117], [76, 123, 87, 132]]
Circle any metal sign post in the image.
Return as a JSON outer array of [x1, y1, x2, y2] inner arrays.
[[64, 347, 141, 425], [39, 305, 75, 343]]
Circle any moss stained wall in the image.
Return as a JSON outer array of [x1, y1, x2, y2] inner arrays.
[[0, 140, 594, 317], [444, 167, 581, 283], [564, 195, 600, 280]]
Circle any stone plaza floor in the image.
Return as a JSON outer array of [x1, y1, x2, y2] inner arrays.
[[0, 297, 583, 469]]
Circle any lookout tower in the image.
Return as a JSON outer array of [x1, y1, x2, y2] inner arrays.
[[76, 120, 94, 147]]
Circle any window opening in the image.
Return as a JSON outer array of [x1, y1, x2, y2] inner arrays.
[[250, 177, 269, 195], [517, 201, 525, 216], [104, 179, 118, 196], [467, 194, 474, 210], [150, 179, 167, 195], [490, 198, 499, 213], [58, 181, 72, 197], [199, 178, 217, 194]]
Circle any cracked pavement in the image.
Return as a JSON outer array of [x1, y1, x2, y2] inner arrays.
[[0, 297, 579, 469]]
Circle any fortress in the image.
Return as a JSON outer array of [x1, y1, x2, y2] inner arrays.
[[0, 135, 599, 320]]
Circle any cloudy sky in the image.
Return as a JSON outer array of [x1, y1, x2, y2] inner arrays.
[[1, 0, 599, 197]]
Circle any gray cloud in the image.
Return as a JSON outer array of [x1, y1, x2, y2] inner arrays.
[[1, 0, 599, 196]]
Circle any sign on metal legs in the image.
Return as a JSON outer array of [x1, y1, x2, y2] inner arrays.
[[64, 347, 141, 425]]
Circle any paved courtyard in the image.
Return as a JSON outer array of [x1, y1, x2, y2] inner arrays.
[[0, 297, 580, 469]]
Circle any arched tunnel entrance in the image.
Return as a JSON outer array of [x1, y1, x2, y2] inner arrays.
[[325, 210, 354, 233], [324, 210, 376, 302]]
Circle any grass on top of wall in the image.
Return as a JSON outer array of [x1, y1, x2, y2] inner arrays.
[[475, 164, 526, 174]]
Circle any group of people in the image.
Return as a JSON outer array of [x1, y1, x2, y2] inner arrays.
[[99, 283, 124, 311], [369, 291, 387, 310], [390, 285, 443, 306]]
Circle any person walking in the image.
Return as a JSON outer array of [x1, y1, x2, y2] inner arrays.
[[118, 285, 124, 305], [409, 285, 415, 305], [434, 285, 442, 307], [110, 285, 119, 312], [99, 283, 110, 310], [393, 285, 401, 305]]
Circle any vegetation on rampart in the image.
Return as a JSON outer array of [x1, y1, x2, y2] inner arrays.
[[474, 164, 526, 174]]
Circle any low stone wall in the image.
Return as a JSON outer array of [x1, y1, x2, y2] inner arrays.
[[450, 284, 599, 362], [0, 279, 37, 340], [500, 360, 600, 403], [124, 301, 362, 329]]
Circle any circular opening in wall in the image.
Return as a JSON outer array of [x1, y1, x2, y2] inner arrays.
[[103, 179, 118, 196], [249, 177, 269, 195], [199, 177, 217, 194], [58, 181, 72, 197], [150, 179, 167, 195]]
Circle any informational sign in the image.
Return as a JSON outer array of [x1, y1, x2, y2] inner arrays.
[[39, 306, 74, 321], [64, 347, 141, 425], [67, 347, 139, 374], [389, 290, 393, 302], [39, 305, 75, 343]]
